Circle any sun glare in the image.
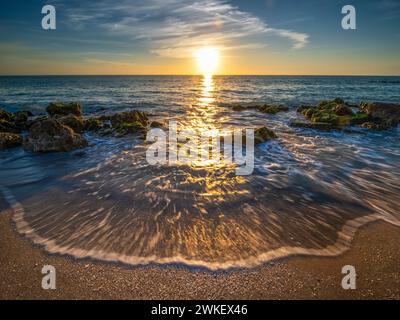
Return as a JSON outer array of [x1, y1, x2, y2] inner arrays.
[[195, 47, 220, 76]]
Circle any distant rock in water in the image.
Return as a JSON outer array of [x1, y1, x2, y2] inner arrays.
[[0, 132, 22, 150], [258, 104, 289, 114], [23, 119, 88, 152], [46, 102, 83, 117], [292, 98, 371, 131], [253, 126, 277, 144], [360, 102, 400, 127]]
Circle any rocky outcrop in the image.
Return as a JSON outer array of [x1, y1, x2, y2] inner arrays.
[[58, 114, 84, 133], [46, 102, 82, 117], [23, 119, 88, 152], [84, 118, 103, 131], [292, 98, 370, 130], [254, 126, 277, 144], [360, 102, 400, 127], [0, 132, 23, 150]]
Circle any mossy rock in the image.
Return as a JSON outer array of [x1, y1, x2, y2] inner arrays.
[[253, 126, 277, 144], [23, 119, 88, 152], [350, 112, 370, 125], [0, 119, 20, 133], [0, 108, 12, 121], [116, 121, 147, 135], [84, 118, 103, 131], [0, 132, 22, 150], [46, 102, 82, 117], [334, 104, 354, 116], [109, 110, 148, 127], [258, 105, 289, 114], [58, 114, 84, 133]]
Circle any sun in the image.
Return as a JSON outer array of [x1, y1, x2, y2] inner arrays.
[[195, 47, 220, 76]]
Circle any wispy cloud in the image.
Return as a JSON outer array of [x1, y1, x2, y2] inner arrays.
[[63, 0, 310, 57]]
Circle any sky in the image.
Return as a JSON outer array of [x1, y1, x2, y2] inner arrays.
[[0, 0, 399, 75]]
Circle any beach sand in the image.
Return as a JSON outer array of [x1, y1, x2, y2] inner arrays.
[[0, 201, 399, 300]]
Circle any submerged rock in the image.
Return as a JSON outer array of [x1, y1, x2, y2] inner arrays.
[[46, 102, 82, 117], [258, 104, 289, 114], [23, 119, 88, 152], [0, 132, 23, 150], [254, 126, 278, 144]]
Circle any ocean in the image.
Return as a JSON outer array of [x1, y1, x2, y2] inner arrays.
[[0, 75, 399, 270]]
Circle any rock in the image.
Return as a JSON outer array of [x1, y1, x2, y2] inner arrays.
[[58, 114, 84, 133], [360, 102, 400, 126], [231, 105, 247, 111], [297, 98, 370, 130], [258, 104, 289, 114], [0, 120, 20, 133], [0, 108, 12, 121], [0, 132, 22, 150], [84, 118, 103, 131], [108, 110, 148, 127], [23, 119, 88, 152], [253, 126, 277, 144], [360, 122, 392, 131], [150, 120, 166, 128], [334, 104, 354, 116], [115, 121, 147, 136], [46, 102, 82, 117], [297, 106, 313, 113]]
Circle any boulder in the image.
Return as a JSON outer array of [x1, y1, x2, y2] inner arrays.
[[108, 110, 148, 127], [0, 108, 12, 121], [58, 114, 84, 133], [360, 102, 400, 126], [0, 120, 20, 133], [115, 121, 147, 136], [46, 102, 82, 117], [23, 119, 88, 152], [254, 126, 277, 144], [84, 118, 103, 131], [334, 104, 354, 116], [0, 132, 22, 150]]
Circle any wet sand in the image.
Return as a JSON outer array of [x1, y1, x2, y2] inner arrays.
[[0, 203, 399, 300]]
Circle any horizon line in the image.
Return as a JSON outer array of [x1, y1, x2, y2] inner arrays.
[[1, 74, 399, 77]]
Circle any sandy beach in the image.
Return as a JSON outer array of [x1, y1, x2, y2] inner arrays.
[[1, 199, 399, 300]]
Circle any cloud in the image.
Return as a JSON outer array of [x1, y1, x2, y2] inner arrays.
[[64, 0, 310, 57]]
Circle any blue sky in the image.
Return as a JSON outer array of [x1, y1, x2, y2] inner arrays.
[[0, 0, 399, 75]]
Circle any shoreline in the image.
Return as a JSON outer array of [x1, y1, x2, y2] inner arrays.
[[1, 205, 399, 300]]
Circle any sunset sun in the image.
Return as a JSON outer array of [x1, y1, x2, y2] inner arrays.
[[195, 47, 220, 75]]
